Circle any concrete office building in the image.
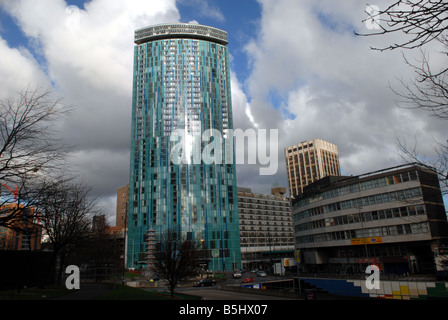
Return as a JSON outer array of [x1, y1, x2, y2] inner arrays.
[[0, 205, 42, 251], [116, 184, 129, 228], [238, 187, 293, 271], [285, 139, 341, 198], [127, 23, 240, 270], [292, 164, 448, 276]]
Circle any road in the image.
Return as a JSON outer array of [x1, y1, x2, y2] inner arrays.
[[173, 286, 299, 300]]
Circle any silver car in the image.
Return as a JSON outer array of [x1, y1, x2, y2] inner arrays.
[[257, 271, 267, 277]]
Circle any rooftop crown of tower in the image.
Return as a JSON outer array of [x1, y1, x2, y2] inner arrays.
[[134, 23, 228, 45]]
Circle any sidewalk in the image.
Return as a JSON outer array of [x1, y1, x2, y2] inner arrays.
[[52, 283, 113, 300]]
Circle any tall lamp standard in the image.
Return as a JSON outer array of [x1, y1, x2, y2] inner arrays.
[[357, 206, 370, 267]]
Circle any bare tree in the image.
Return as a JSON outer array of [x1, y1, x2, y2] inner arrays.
[[356, 0, 448, 51], [152, 229, 201, 296], [358, 1, 448, 117], [390, 40, 448, 119], [397, 136, 448, 195], [0, 86, 71, 228], [67, 214, 123, 282], [36, 179, 98, 283], [358, 1, 448, 193]]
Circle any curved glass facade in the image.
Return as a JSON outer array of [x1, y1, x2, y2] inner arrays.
[[127, 23, 241, 271]]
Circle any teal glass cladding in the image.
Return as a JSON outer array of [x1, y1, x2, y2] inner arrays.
[[127, 24, 241, 271]]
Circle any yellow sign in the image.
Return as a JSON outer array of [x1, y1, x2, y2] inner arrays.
[[351, 238, 364, 245], [351, 237, 382, 245], [294, 250, 301, 263]]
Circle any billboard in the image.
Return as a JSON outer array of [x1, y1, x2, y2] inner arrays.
[[351, 237, 382, 245]]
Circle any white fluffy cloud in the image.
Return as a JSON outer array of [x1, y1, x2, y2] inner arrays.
[[0, 0, 446, 214], [0, 37, 50, 98], [0, 0, 180, 221], [239, 0, 447, 192]]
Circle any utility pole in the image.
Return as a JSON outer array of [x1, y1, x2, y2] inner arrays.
[[295, 250, 302, 297], [358, 206, 370, 267]]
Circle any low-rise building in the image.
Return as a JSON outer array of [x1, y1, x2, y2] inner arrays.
[[292, 164, 448, 277], [0, 204, 42, 251]]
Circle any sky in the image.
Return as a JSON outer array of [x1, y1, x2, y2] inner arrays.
[[0, 0, 446, 224]]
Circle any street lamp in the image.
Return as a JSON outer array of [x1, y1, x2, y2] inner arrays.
[[357, 206, 370, 267]]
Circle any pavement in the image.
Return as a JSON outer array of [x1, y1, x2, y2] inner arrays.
[[175, 287, 300, 300], [50, 274, 292, 300], [52, 283, 113, 300]]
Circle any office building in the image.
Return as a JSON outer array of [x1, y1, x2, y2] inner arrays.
[[238, 187, 293, 270], [0, 204, 42, 251], [127, 23, 240, 271], [292, 164, 448, 275], [116, 184, 129, 228], [285, 139, 340, 197]]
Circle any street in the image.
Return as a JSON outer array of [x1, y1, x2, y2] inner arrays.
[[155, 286, 300, 300]]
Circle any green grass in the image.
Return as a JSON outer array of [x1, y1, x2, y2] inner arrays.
[[124, 271, 143, 279], [0, 284, 201, 300], [94, 284, 201, 300], [0, 286, 70, 300]]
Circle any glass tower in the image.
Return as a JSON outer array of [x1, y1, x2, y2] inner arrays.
[[127, 23, 241, 271]]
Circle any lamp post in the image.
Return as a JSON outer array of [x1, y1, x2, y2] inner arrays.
[[358, 206, 370, 267], [295, 249, 302, 297]]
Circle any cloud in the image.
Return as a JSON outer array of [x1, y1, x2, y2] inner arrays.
[[178, 0, 225, 22], [230, 71, 255, 130], [242, 0, 447, 194], [1, 0, 446, 214], [0, 37, 50, 98], [0, 0, 180, 222]]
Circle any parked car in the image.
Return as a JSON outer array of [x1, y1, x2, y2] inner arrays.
[[257, 271, 267, 277], [194, 278, 216, 287], [233, 271, 242, 278], [242, 276, 254, 283]]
